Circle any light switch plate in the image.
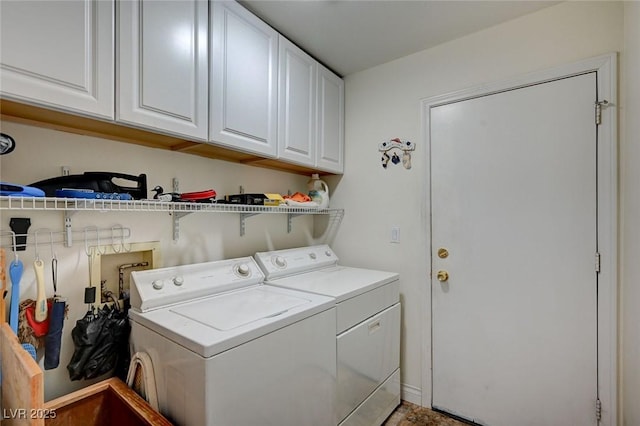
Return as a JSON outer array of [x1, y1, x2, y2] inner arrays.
[[391, 226, 400, 243]]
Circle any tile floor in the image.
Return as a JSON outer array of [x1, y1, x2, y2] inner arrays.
[[384, 401, 468, 426]]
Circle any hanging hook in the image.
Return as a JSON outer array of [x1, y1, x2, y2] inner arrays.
[[10, 231, 19, 263], [111, 225, 122, 253], [49, 230, 58, 297], [119, 225, 131, 252], [84, 226, 98, 258], [34, 229, 41, 261], [34, 228, 52, 262], [49, 230, 57, 261], [124, 235, 131, 252], [96, 227, 106, 255]]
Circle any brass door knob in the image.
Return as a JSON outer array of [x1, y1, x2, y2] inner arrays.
[[436, 270, 449, 282]]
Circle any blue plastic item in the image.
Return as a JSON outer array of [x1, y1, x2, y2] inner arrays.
[[7, 259, 37, 361], [9, 259, 23, 335], [0, 182, 45, 197], [55, 189, 133, 200]]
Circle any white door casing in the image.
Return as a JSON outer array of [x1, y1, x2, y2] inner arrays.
[[421, 53, 617, 426]]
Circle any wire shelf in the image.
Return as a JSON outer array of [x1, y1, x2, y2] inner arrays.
[[0, 196, 344, 239], [0, 196, 340, 215]]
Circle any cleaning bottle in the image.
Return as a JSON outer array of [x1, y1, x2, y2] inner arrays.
[[307, 174, 330, 209]]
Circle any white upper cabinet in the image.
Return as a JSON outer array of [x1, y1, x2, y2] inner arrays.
[[0, 0, 114, 119], [210, 1, 278, 157], [118, 0, 209, 140], [316, 64, 344, 173], [277, 36, 317, 167]]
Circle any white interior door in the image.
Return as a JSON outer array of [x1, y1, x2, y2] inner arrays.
[[431, 73, 598, 425]]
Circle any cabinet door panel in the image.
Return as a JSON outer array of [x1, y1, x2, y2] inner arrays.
[[118, 0, 208, 140], [211, 1, 278, 157], [278, 36, 316, 167], [0, 0, 114, 119], [316, 65, 345, 173]]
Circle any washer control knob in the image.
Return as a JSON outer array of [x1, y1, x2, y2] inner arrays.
[[274, 256, 286, 268], [325, 250, 332, 257], [152, 280, 164, 290], [173, 276, 184, 286], [236, 263, 251, 277], [309, 253, 317, 260]]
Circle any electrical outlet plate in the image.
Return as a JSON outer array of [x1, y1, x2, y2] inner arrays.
[[89, 241, 160, 306]]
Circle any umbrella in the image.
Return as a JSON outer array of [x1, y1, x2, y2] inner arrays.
[[67, 294, 130, 381], [44, 256, 66, 370], [44, 299, 66, 370]]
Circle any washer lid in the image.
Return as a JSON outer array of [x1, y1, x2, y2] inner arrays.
[[129, 284, 335, 357], [265, 266, 399, 303], [171, 287, 308, 330]]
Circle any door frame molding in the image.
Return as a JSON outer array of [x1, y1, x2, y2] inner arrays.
[[420, 53, 617, 426]]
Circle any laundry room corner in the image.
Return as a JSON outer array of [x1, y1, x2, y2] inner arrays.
[[329, 0, 624, 411], [3, 0, 640, 423]]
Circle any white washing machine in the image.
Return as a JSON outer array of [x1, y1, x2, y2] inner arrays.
[[129, 257, 337, 426], [254, 245, 401, 426]]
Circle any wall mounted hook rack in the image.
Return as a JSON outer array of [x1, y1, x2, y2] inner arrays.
[[378, 138, 416, 169]]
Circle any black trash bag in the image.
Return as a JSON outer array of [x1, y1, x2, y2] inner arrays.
[[82, 305, 130, 380], [66, 302, 130, 381]]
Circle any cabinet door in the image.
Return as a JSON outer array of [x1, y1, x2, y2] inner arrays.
[[316, 65, 345, 173], [277, 36, 316, 167], [210, 1, 278, 157], [118, 0, 208, 140], [0, 0, 114, 119]]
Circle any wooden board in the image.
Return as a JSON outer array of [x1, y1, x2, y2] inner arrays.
[[0, 322, 44, 425], [0, 325, 169, 425], [44, 378, 172, 426], [0, 99, 333, 176]]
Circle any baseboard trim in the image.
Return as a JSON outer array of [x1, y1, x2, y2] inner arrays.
[[401, 384, 422, 406]]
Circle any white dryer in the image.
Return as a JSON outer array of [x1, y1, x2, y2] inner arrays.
[[129, 257, 337, 426], [255, 245, 401, 426]]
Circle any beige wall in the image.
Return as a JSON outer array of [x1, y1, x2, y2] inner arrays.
[[330, 0, 633, 422], [0, 121, 316, 400]]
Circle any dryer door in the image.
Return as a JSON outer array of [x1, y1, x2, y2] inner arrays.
[[337, 303, 400, 422]]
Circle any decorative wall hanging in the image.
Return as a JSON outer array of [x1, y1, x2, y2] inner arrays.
[[378, 138, 415, 169]]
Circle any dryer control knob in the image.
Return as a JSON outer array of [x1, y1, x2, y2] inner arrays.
[[325, 250, 332, 257], [274, 256, 286, 268], [173, 276, 184, 286], [152, 280, 164, 290], [236, 263, 251, 277], [309, 253, 317, 260]]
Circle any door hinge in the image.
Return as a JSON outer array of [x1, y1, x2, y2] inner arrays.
[[596, 398, 602, 421], [595, 100, 609, 125], [595, 252, 601, 273]]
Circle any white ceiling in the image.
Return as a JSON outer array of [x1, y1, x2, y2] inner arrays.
[[240, 0, 560, 76]]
